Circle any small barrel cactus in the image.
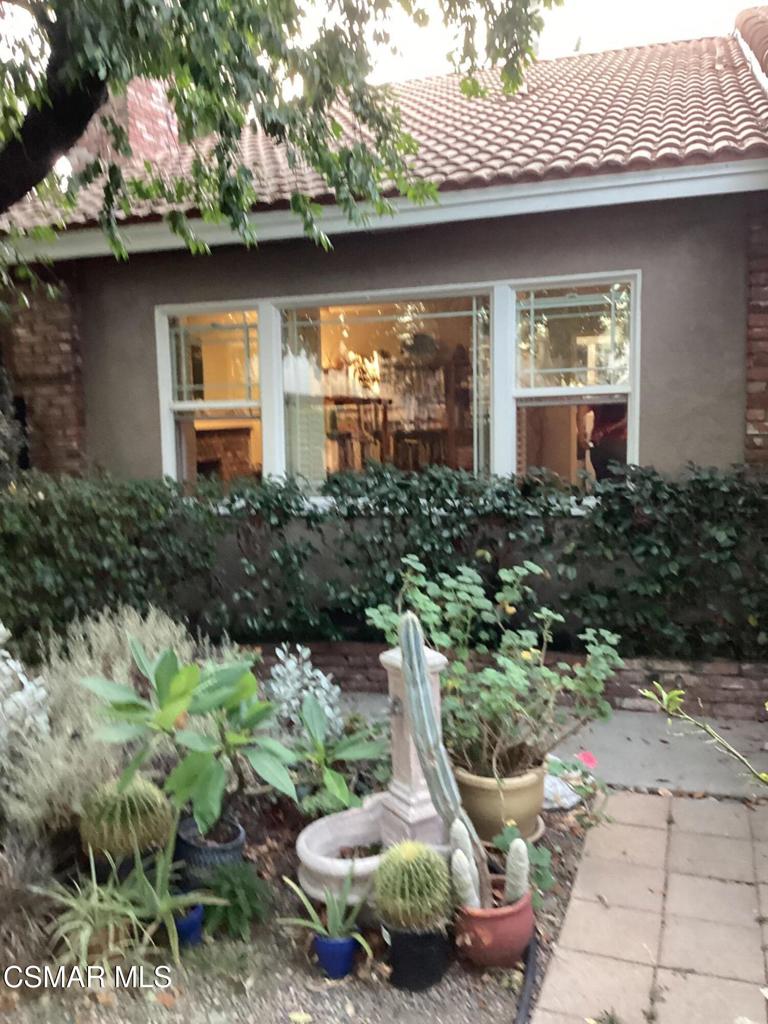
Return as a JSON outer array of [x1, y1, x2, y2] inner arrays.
[[79, 776, 173, 859], [504, 837, 530, 905], [374, 841, 452, 932]]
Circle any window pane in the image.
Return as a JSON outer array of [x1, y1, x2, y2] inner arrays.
[[517, 398, 627, 483], [517, 282, 630, 389], [175, 409, 263, 483], [170, 310, 259, 403], [282, 296, 490, 486]]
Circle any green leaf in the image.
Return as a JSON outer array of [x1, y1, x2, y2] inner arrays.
[[322, 766, 355, 807], [254, 736, 297, 765], [81, 676, 149, 707], [165, 751, 215, 804], [238, 699, 273, 730], [245, 749, 296, 799], [153, 649, 180, 705], [129, 637, 154, 681], [331, 734, 387, 762], [175, 729, 220, 753], [117, 743, 151, 791], [301, 693, 327, 748], [191, 759, 227, 835]]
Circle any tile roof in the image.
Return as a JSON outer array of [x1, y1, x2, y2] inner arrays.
[[8, 28, 768, 232]]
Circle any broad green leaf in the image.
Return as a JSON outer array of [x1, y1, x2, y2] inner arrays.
[[165, 751, 215, 804], [301, 693, 327, 749], [169, 664, 200, 701], [238, 699, 273, 730], [153, 649, 180, 705], [255, 736, 297, 765], [175, 729, 220, 753], [129, 637, 154, 681], [81, 676, 149, 708], [154, 695, 192, 731], [331, 734, 387, 763], [322, 766, 355, 807], [191, 758, 227, 835], [245, 748, 297, 799]]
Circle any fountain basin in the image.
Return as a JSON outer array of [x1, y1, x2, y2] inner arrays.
[[296, 792, 387, 904]]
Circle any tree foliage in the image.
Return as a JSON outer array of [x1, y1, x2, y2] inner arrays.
[[0, 0, 559, 263]]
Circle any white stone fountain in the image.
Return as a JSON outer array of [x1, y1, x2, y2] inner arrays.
[[295, 645, 447, 903]]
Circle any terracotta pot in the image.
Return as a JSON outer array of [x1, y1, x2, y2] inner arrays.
[[455, 764, 545, 841], [455, 879, 534, 968]]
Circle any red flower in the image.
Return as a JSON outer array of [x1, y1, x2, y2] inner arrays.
[[575, 750, 598, 770]]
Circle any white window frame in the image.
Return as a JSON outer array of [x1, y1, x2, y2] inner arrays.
[[155, 269, 641, 481]]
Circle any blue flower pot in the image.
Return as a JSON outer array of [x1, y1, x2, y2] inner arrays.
[[313, 935, 358, 979], [175, 904, 204, 947]]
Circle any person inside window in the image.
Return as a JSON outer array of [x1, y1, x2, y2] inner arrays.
[[586, 403, 627, 480]]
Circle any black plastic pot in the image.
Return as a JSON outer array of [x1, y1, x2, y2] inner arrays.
[[387, 928, 451, 992], [175, 816, 245, 884]]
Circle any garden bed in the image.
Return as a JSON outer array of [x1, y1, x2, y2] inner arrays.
[[1, 804, 589, 1024]]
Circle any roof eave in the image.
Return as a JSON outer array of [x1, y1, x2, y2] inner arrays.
[[12, 156, 768, 264]]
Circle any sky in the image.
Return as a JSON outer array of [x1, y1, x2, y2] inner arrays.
[[370, 0, 750, 83]]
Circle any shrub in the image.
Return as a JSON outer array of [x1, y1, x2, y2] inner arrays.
[[204, 863, 272, 940], [0, 472, 227, 662], [0, 605, 195, 836], [264, 643, 343, 740]]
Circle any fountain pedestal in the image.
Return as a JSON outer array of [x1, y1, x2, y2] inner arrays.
[[295, 643, 447, 903]]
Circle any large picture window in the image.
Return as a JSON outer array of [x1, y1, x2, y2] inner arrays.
[[169, 309, 262, 482], [515, 281, 632, 482], [159, 276, 636, 486], [281, 296, 490, 487]]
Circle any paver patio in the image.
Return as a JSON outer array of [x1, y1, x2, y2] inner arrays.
[[532, 790, 768, 1024]]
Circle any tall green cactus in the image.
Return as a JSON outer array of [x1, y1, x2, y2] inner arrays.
[[399, 611, 491, 907]]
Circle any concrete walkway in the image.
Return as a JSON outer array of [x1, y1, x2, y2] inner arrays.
[[557, 710, 768, 800], [533, 791, 768, 1024]]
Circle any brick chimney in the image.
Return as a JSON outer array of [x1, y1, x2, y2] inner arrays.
[[69, 78, 179, 170]]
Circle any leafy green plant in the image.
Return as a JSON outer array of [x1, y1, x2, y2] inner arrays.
[[79, 776, 174, 859], [642, 682, 768, 788], [279, 873, 372, 957], [370, 558, 620, 776], [292, 694, 387, 814], [36, 851, 147, 970], [204, 863, 272, 941], [492, 824, 554, 910], [81, 639, 296, 834]]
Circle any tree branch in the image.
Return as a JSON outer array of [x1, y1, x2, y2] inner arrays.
[[0, 18, 107, 215]]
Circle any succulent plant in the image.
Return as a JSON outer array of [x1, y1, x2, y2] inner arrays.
[[504, 837, 530, 905], [374, 841, 452, 932], [450, 849, 481, 909], [79, 776, 174, 859], [399, 611, 492, 906]]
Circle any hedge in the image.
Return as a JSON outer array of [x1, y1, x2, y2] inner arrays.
[[2, 465, 768, 662]]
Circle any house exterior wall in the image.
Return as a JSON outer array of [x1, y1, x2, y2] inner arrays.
[[746, 193, 768, 466], [61, 193, 749, 479]]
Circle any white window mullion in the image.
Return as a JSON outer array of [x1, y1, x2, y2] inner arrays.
[[490, 284, 516, 477], [155, 310, 177, 478], [258, 301, 286, 478]]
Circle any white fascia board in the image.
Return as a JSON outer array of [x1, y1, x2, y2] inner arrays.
[[14, 157, 768, 263]]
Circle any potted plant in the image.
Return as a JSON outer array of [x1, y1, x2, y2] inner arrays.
[[450, 818, 534, 967], [396, 610, 535, 966], [279, 872, 372, 979], [373, 841, 452, 992], [368, 558, 621, 840], [81, 641, 297, 875]]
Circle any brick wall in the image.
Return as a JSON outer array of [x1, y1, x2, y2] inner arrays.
[[746, 195, 768, 466], [1, 286, 86, 474], [257, 642, 768, 721]]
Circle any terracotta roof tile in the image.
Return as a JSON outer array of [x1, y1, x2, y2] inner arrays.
[[7, 29, 768, 232]]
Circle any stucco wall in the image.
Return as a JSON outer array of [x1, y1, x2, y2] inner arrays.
[[62, 194, 748, 478]]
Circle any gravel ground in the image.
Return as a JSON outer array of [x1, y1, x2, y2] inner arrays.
[[1, 810, 588, 1024]]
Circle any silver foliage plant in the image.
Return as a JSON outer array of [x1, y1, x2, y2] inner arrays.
[[0, 621, 49, 764], [264, 644, 343, 740]]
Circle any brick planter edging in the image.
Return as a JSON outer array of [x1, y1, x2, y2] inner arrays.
[[255, 643, 768, 721]]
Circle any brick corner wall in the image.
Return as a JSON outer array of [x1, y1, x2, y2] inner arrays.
[[746, 195, 768, 466], [2, 286, 86, 475]]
